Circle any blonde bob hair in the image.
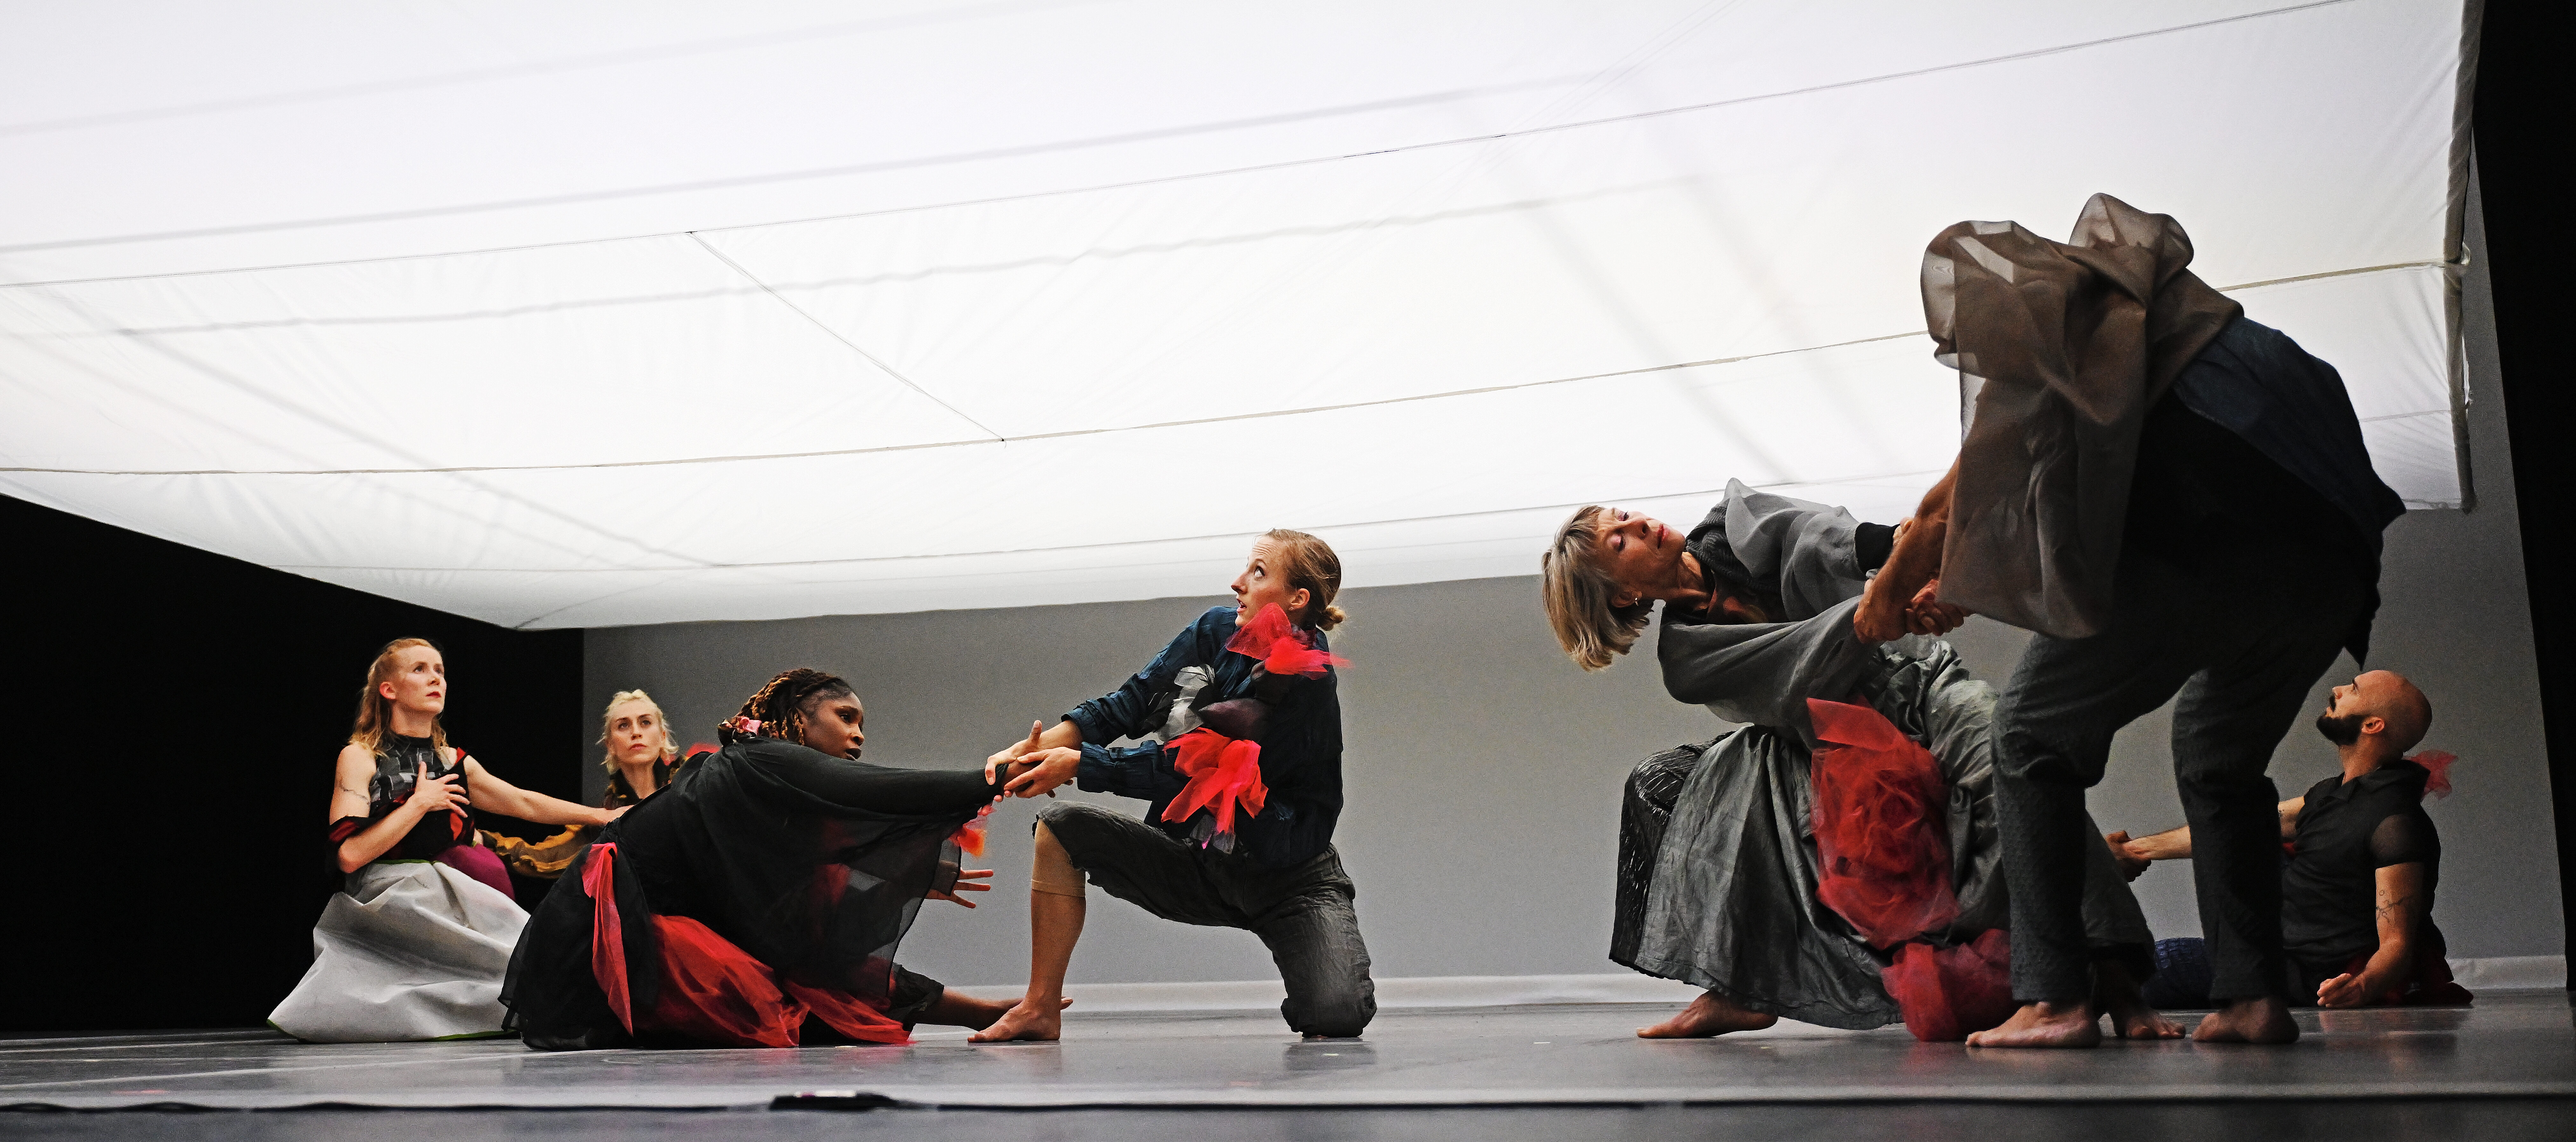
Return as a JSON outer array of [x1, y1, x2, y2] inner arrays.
[[598, 689, 680, 773], [1540, 507, 1652, 672]]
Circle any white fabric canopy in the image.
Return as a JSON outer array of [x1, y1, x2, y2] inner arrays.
[[0, 0, 2475, 628]]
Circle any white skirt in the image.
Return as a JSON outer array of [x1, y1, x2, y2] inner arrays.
[[267, 860, 529, 1043]]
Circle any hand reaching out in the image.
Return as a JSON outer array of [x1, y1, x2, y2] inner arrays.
[[928, 867, 994, 908]]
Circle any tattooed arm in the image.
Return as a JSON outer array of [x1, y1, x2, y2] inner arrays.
[[331, 744, 464, 873], [2316, 861, 2427, 1008]]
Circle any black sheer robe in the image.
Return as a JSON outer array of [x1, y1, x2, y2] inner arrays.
[[502, 731, 1001, 1049]]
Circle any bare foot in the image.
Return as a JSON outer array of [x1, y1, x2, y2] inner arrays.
[[2192, 997, 2299, 1044], [2093, 962, 2184, 1040], [1637, 991, 1779, 1038], [918, 990, 1014, 1030], [966, 996, 1069, 1042], [1965, 1001, 2102, 1048]]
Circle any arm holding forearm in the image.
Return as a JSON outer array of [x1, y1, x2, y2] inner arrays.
[[1855, 460, 1957, 641], [1882, 461, 1956, 598]]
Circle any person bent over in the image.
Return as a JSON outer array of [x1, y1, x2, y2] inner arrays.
[[974, 530, 1373, 1042], [1549, 482, 2174, 1041], [2114, 670, 2470, 1009], [1860, 197, 2405, 1047]]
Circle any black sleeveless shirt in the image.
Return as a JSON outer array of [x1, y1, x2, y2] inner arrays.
[[329, 733, 475, 860]]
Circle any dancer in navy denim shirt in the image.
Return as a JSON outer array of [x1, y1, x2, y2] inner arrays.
[[972, 529, 1374, 1042]]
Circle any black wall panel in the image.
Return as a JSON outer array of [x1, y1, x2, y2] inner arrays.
[[0, 495, 584, 1032]]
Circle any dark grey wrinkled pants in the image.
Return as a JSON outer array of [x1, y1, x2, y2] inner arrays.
[[1995, 549, 2362, 1005], [1037, 803, 1376, 1037]]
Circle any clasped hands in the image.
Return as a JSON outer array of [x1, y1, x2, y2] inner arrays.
[[922, 722, 1076, 910], [985, 720, 1079, 800], [1853, 574, 1970, 644]]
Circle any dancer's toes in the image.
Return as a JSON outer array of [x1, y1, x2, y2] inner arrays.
[[1637, 991, 1778, 1039], [2109, 1003, 2186, 1040], [967, 998, 1064, 1043], [1965, 1002, 2103, 1048], [2192, 998, 2299, 1045], [2090, 962, 2182, 1040]]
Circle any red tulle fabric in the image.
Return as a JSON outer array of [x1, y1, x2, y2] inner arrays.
[[1806, 699, 1958, 948], [1160, 728, 1269, 849], [585, 841, 910, 1047], [2408, 750, 2456, 799], [1226, 603, 1349, 678], [1881, 930, 2016, 1041], [582, 843, 633, 1033], [951, 802, 994, 857], [639, 916, 909, 1047]]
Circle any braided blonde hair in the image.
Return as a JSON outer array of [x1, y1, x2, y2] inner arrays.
[[349, 637, 449, 755]]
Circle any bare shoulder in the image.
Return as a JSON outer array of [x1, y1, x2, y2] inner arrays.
[[335, 742, 374, 773]]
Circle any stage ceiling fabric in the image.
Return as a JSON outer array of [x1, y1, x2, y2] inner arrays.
[[0, 1, 2476, 628]]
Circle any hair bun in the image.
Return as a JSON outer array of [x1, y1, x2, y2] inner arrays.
[[1317, 603, 1349, 631]]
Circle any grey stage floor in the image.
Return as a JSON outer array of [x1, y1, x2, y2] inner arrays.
[[4, 994, 2571, 1139]]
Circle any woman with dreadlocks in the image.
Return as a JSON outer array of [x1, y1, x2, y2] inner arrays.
[[503, 667, 1028, 1048], [269, 638, 627, 1043], [972, 529, 1372, 1043]]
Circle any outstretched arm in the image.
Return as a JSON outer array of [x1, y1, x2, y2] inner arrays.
[[2317, 862, 2427, 1007], [463, 757, 622, 828], [988, 719, 1084, 794], [2106, 796, 2303, 877], [1660, 598, 1875, 742]]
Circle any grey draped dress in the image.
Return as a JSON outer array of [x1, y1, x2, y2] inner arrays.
[[1610, 481, 2152, 1029]]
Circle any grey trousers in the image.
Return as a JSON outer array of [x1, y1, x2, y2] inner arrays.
[[1994, 548, 2364, 1004], [1038, 803, 1377, 1037]]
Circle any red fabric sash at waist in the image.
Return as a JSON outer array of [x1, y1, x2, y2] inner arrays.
[[583, 843, 633, 1033]]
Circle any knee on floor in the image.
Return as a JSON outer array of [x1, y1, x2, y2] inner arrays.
[[1290, 995, 1375, 1039]]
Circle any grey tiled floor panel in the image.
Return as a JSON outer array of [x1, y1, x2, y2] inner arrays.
[[2, 994, 2568, 1114]]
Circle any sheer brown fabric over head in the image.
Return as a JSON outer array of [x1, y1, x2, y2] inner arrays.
[[1922, 194, 2241, 638]]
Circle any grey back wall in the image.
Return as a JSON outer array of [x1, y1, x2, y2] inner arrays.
[[579, 182, 2558, 989]]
